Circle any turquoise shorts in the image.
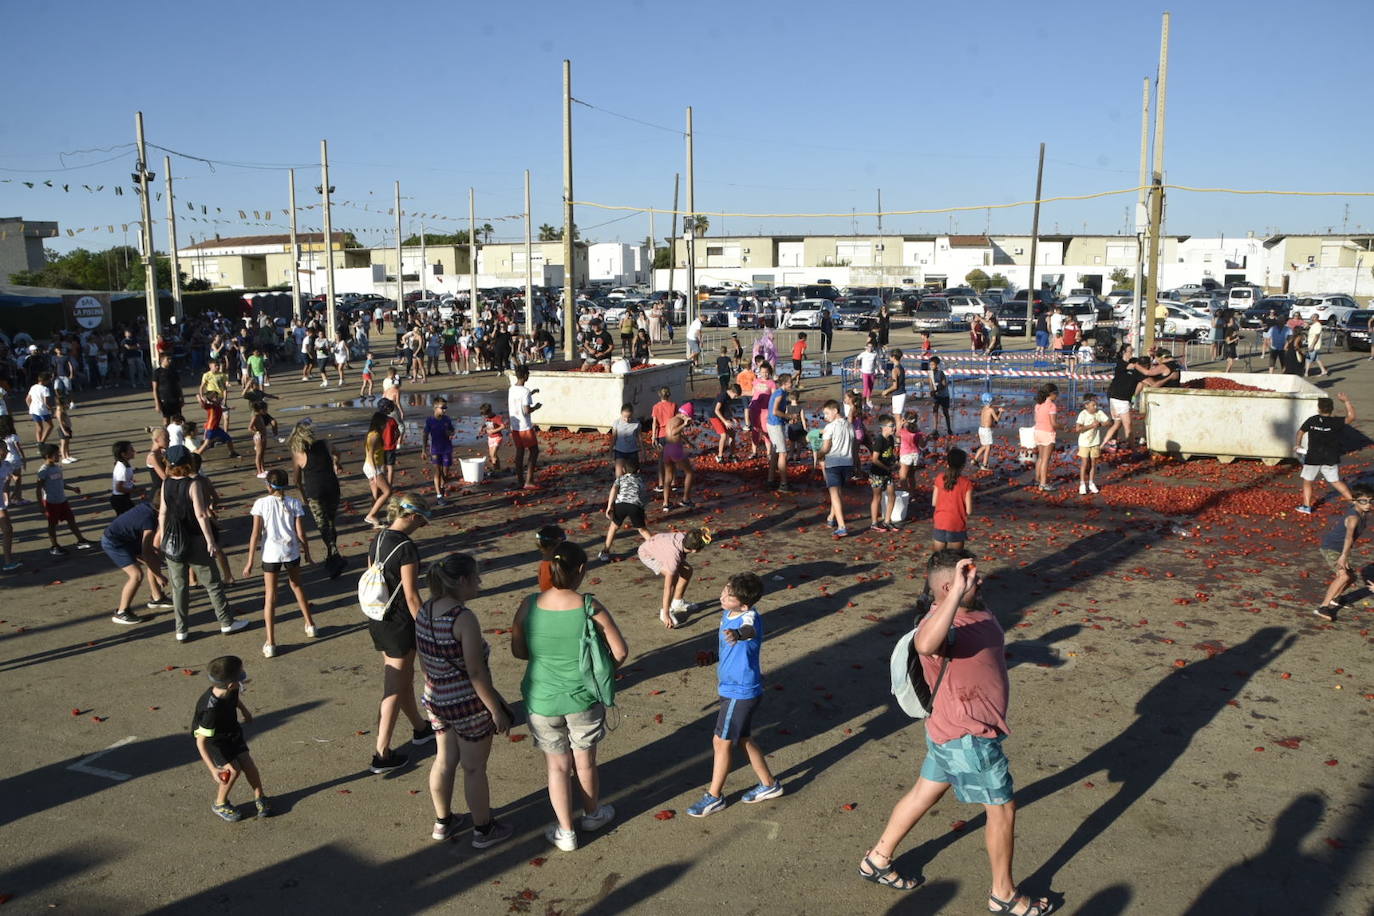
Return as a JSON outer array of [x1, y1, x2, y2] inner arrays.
[[920, 733, 1013, 805]]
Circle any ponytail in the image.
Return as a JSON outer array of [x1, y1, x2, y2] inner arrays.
[[942, 447, 967, 491]]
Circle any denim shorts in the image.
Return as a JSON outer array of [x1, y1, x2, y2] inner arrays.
[[932, 527, 967, 543], [824, 464, 853, 488], [920, 733, 1014, 805]]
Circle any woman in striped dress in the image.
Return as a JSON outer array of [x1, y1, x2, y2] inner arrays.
[[416, 552, 515, 848]]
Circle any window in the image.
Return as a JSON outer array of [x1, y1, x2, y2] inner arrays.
[[707, 246, 724, 256]]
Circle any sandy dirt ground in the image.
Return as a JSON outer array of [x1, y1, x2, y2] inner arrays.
[[1, 327, 1371, 915]]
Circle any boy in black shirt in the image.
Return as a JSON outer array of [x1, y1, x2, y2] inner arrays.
[[715, 347, 733, 392], [193, 655, 270, 822], [868, 415, 899, 532], [1297, 393, 1355, 514]]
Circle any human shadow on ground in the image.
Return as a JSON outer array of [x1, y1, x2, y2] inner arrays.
[[0, 700, 323, 830], [893, 626, 1293, 899], [0, 846, 114, 912], [1183, 787, 1371, 915]]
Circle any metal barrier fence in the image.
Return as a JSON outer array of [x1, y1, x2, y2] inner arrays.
[[839, 353, 1115, 404]]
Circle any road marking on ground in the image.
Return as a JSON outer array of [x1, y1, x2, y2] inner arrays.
[[67, 736, 137, 781]]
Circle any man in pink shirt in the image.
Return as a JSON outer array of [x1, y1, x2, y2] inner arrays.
[[857, 550, 1052, 915]]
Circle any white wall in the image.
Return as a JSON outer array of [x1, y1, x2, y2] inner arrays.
[[1284, 266, 1374, 298]]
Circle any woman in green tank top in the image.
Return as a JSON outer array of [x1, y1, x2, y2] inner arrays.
[[512, 542, 628, 853]]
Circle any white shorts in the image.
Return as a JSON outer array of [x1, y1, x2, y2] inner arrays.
[[978, 427, 993, 446], [891, 393, 907, 418], [1109, 398, 1131, 418], [363, 462, 378, 480], [1300, 464, 1339, 483], [899, 453, 922, 467]]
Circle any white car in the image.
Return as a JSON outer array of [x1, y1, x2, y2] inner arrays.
[[1292, 294, 1359, 327], [1158, 304, 1212, 338], [946, 295, 989, 324], [1059, 299, 1100, 331], [785, 299, 831, 329]]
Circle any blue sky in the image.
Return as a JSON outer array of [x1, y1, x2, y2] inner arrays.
[[4, 0, 1371, 255]]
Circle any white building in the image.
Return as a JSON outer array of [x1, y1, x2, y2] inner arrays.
[[588, 242, 648, 287]]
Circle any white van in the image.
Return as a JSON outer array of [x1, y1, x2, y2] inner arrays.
[[1227, 286, 1261, 310]]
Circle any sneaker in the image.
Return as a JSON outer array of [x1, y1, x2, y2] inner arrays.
[[255, 797, 273, 819], [221, 619, 249, 635], [433, 496, 446, 507], [412, 723, 436, 745], [212, 803, 241, 822], [304, 625, 318, 638], [834, 528, 849, 538], [49, 546, 67, 557], [369, 750, 409, 774], [1088, 481, 1099, 494], [545, 824, 578, 852], [111, 610, 143, 626], [262, 643, 276, 658], [74, 540, 94, 551], [431, 812, 471, 841], [687, 792, 725, 818], [678, 500, 696, 510], [61, 456, 78, 464], [255, 471, 269, 479], [1296, 504, 1313, 515], [596, 550, 611, 562], [146, 597, 174, 609], [175, 631, 190, 642], [669, 598, 689, 616], [579, 803, 615, 832], [471, 818, 515, 849], [2, 561, 21, 572], [741, 781, 784, 804], [872, 522, 890, 532], [1079, 483, 1087, 495], [320, 380, 329, 388]]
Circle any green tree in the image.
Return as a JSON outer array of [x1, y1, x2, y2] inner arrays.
[[482, 223, 494, 243], [987, 273, 1010, 290], [1109, 267, 1134, 291], [538, 224, 558, 242], [399, 231, 473, 246], [653, 246, 672, 269], [965, 268, 991, 291], [9, 245, 175, 291], [685, 215, 709, 237]]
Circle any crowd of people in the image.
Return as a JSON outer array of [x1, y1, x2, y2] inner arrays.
[[0, 293, 1369, 916]]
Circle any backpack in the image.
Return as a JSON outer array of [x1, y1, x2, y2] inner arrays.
[[358, 535, 408, 621], [890, 618, 949, 719], [160, 478, 195, 563], [579, 594, 617, 709]]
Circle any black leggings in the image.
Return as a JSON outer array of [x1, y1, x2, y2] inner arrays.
[[306, 492, 340, 557]]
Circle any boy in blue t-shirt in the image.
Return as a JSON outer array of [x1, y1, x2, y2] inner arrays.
[[422, 397, 455, 505], [687, 572, 782, 816]]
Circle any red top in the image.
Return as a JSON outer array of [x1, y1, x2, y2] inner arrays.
[[382, 417, 401, 450], [203, 401, 224, 431], [538, 559, 554, 592], [792, 340, 807, 360], [918, 608, 1010, 744], [1062, 326, 1079, 347], [932, 475, 973, 532], [651, 400, 677, 437]]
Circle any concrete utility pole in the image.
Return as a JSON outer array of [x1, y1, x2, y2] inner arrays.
[[133, 111, 159, 370], [877, 188, 883, 235], [1143, 11, 1170, 356], [1132, 76, 1151, 351], [562, 59, 575, 360], [685, 106, 696, 343], [666, 173, 680, 299], [524, 169, 534, 333], [320, 139, 337, 336], [394, 181, 404, 314], [288, 169, 302, 321], [469, 188, 478, 321], [162, 157, 183, 325], [419, 222, 427, 300], [1025, 142, 1046, 331]]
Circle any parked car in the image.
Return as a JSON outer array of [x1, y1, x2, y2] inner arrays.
[[1062, 293, 1109, 321], [910, 297, 953, 332], [801, 284, 840, 302], [1345, 310, 1372, 351], [1226, 285, 1263, 311], [947, 295, 989, 324], [1060, 300, 1100, 331], [834, 303, 877, 331], [889, 292, 924, 315], [1006, 288, 1061, 315], [981, 291, 1004, 307], [1107, 292, 1136, 317], [983, 286, 1008, 301], [1157, 303, 1212, 339], [1292, 294, 1359, 327], [942, 286, 978, 297], [993, 304, 1029, 336], [785, 299, 832, 329], [774, 285, 801, 302], [1241, 301, 1291, 328], [699, 296, 740, 327]]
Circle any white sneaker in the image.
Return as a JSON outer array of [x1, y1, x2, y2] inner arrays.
[[175, 631, 190, 642], [320, 380, 329, 388], [579, 803, 615, 832], [670, 598, 689, 615], [61, 456, 78, 464], [1078, 483, 1087, 495], [545, 824, 578, 851], [1088, 481, 1099, 494], [255, 471, 269, 479], [262, 643, 276, 658], [221, 619, 249, 635], [304, 625, 318, 638]]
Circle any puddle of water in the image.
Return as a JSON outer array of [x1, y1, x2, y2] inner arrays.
[[275, 389, 508, 448]]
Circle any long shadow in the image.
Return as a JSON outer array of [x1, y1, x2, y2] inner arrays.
[[0, 847, 117, 913], [1185, 786, 1371, 915], [0, 700, 324, 830], [881, 879, 960, 915], [897, 627, 1293, 895], [1004, 623, 1083, 670], [579, 863, 692, 915]]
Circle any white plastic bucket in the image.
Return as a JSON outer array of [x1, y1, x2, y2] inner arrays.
[[458, 457, 486, 484], [610, 358, 631, 374]]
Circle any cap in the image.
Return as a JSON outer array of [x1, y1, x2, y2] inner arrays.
[[376, 397, 395, 413], [678, 403, 695, 418], [165, 444, 192, 466], [980, 393, 994, 405]]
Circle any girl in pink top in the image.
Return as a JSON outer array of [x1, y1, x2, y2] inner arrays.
[[896, 409, 924, 492], [747, 363, 777, 456], [637, 527, 711, 629], [1032, 383, 1059, 492]]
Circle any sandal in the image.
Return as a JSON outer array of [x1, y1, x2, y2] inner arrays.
[[988, 889, 1052, 915], [857, 854, 922, 891]]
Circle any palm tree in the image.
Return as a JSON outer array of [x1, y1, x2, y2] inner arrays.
[[482, 222, 494, 243], [686, 214, 709, 237], [538, 223, 558, 241]]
